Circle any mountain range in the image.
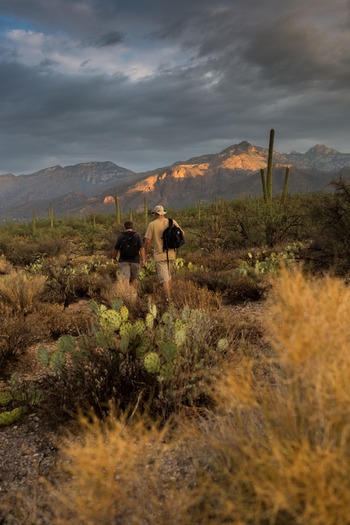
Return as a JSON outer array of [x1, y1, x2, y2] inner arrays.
[[1, 141, 350, 220]]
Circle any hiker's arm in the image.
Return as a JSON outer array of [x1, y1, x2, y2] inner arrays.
[[174, 220, 185, 236], [112, 248, 120, 262], [140, 246, 146, 266], [144, 238, 151, 260]]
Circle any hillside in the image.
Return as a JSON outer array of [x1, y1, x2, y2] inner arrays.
[[1, 141, 350, 220]]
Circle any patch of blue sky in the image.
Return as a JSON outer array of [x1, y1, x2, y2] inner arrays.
[[0, 15, 34, 33]]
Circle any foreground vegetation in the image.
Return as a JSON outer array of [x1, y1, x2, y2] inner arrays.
[[1, 182, 350, 524]]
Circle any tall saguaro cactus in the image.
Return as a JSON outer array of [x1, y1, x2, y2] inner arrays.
[[260, 128, 290, 206], [48, 202, 54, 229], [260, 129, 292, 246], [32, 211, 37, 233], [114, 195, 121, 225], [266, 128, 275, 203]]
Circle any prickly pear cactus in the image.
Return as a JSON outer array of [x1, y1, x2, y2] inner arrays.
[[144, 352, 160, 374], [133, 319, 146, 337], [217, 338, 229, 351], [159, 362, 174, 380], [119, 334, 130, 354], [148, 300, 157, 319], [136, 337, 151, 358], [49, 350, 66, 373], [100, 309, 122, 332], [119, 305, 129, 322], [112, 298, 123, 311], [145, 312, 155, 330], [180, 305, 191, 323], [38, 346, 66, 373], [0, 390, 12, 406], [0, 406, 27, 426], [38, 345, 50, 367], [161, 312, 171, 325], [160, 341, 178, 362], [57, 335, 76, 353], [174, 319, 187, 347], [119, 321, 133, 337]]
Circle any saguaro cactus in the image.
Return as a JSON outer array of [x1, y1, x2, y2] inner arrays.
[[281, 167, 290, 206], [114, 195, 121, 224], [260, 129, 290, 206], [260, 129, 292, 246], [32, 211, 37, 233], [48, 202, 54, 229]]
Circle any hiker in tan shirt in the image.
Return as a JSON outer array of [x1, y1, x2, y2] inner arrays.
[[144, 205, 184, 303]]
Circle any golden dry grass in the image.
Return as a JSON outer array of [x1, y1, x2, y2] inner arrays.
[[0, 270, 46, 315], [32, 268, 350, 524], [187, 267, 350, 524], [49, 413, 190, 525], [0, 255, 13, 275]]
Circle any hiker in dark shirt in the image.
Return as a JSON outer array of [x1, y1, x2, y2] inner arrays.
[[113, 221, 145, 287]]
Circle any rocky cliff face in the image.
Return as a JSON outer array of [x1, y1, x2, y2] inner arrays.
[[101, 141, 348, 213], [1, 142, 349, 220]]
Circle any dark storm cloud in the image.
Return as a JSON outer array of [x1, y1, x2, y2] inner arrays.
[[89, 30, 124, 48], [0, 0, 350, 174]]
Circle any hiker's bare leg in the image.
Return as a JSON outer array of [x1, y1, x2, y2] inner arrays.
[[163, 280, 171, 301]]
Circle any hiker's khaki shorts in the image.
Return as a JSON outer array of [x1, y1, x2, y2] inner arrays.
[[155, 260, 174, 283]]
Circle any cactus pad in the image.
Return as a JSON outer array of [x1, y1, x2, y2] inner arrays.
[[159, 362, 174, 380], [119, 334, 130, 354], [119, 305, 129, 322], [145, 312, 154, 330], [0, 406, 27, 426], [0, 391, 12, 406], [136, 337, 151, 358], [119, 321, 133, 337], [148, 301, 157, 319], [133, 320, 146, 337], [100, 309, 122, 332], [217, 338, 229, 351], [144, 352, 160, 374], [174, 328, 187, 347], [160, 341, 178, 362]]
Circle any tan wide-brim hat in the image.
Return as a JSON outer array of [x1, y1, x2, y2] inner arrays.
[[151, 205, 167, 215]]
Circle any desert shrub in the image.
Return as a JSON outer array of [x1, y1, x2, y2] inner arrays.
[[0, 232, 66, 266], [37, 297, 237, 422], [168, 274, 223, 311], [238, 242, 302, 276], [0, 314, 47, 376], [186, 268, 267, 304], [39, 256, 113, 306], [0, 255, 13, 275], [186, 247, 242, 272], [34, 302, 94, 338], [99, 278, 143, 318], [304, 180, 350, 275], [38, 414, 193, 525], [34, 303, 268, 525], [0, 270, 46, 315], [39, 336, 152, 421], [183, 268, 350, 525]]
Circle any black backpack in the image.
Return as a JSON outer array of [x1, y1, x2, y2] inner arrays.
[[162, 218, 185, 252], [119, 232, 139, 260]]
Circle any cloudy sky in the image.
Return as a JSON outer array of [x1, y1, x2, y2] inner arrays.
[[1, 0, 349, 175]]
